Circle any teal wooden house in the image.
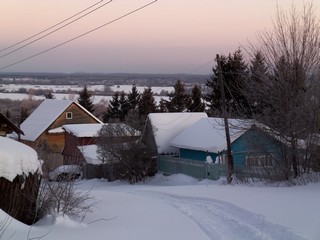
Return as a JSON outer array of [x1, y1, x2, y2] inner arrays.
[[170, 118, 284, 169]]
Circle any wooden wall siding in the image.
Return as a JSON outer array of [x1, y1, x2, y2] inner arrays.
[[63, 132, 86, 165], [180, 148, 218, 162], [46, 133, 65, 152], [231, 128, 282, 167], [0, 173, 41, 225], [50, 103, 99, 130], [0, 124, 9, 136], [20, 139, 38, 150]]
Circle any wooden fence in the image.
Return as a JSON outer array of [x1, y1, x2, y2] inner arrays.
[[157, 155, 226, 180], [82, 163, 109, 179]]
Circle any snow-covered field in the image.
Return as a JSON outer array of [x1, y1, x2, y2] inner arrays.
[[0, 84, 171, 104], [0, 84, 173, 95], [1, 174, 319, 240]]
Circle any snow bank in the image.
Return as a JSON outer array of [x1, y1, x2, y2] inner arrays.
[[0, 137, 41, 182]]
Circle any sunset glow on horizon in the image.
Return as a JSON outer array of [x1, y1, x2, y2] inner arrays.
[[0, 0, 319, 74]]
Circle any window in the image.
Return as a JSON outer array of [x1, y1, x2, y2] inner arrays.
[[66, 112, 73, 119], [245, 153, 273, 167]]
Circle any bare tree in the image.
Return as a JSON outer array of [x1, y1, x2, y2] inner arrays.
[[244, 2, 320, 179], [37, 178, 93, 220], [96, 122, 156, 184]]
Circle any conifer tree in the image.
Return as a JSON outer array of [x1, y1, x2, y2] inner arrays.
[[205, 49, 250, 117], [167, 80, 190, 112], [77, 85, 95, 113], [158, 98, 168, 112], [249, 51, 269, 114], [138, 87, 157, 117], [189, 84, 205, 112], [103, 92, 121, 122], [119, 91, 129, 121], [127, 84, 140, 111]]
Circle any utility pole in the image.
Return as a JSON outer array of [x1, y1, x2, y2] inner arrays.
[[217, 54, 234, 183]]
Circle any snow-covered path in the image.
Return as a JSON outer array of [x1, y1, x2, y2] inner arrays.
[[2, 176, 318, 240], [133, 190, 306, 240]]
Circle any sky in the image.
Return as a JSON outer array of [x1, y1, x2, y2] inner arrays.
[[0, 0, 319, 74]]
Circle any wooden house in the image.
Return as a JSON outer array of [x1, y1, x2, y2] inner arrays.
[[170, 118, 283, 167], [18, 99, 102, 169], [62, 123, 141, 179], [155, 117, 294, 180], [0, 112, 24, 139], [143, 112, 208, 156]]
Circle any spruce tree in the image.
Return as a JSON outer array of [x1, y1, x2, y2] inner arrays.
[[103, 92, 121, 122], [127, 84, 140, 111], [158, 98, 168, 112], [167, 80, 190, 112], [189, 84, 205, 112], [77, 85, 95, 113], [138, 87, 157, 117], [249, 51, 269, 114], [205, 49, 250, 117], [119, 91, 129, 121]]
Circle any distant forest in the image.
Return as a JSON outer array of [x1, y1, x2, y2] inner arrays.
[[0, 72, 209, 87]]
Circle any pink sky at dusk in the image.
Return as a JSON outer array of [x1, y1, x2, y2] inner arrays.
[[0, 0, 319, 74]]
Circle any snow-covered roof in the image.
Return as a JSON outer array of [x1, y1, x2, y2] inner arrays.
[[170, 118, 255, 153], [0, 137, 41, 182], [78, 145, 101, 164], [63, 123, 103, 137], [148, 112, 208, 154], [63, 123, 140, 138], [20, 99, 102, 141]]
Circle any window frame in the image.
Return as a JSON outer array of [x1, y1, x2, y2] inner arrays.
[[66, 112, 73, 119]]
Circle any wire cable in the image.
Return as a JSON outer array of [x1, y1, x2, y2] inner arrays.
[[0, 0, 113, 60], [0, 0, 158, 71], [0, 0, 105, 54]]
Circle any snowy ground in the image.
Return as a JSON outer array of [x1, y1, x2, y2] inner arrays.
[[1, 174, 319, 240]]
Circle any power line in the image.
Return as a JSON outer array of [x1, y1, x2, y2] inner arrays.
[[0, 0, 105, 54], [0, 0, 113, 59], [0, 0, 158, 71]]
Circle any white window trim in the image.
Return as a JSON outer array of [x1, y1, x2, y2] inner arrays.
[[66, 112, 73, 119]]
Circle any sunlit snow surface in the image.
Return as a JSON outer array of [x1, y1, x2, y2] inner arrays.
[[1, 174, 319, 240]]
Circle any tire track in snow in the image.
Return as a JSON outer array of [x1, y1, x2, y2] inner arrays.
[[135, 191, 307, 240]]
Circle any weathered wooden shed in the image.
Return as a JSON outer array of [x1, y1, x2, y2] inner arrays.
[[0, 137, 42, 225]]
